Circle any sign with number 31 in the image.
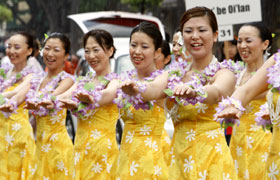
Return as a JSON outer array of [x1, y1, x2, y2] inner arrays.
[[218, 25, 233, 41]]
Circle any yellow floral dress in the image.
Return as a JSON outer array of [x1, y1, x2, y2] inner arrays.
[[168, 102, 237, 180], [0, 84, 36, 180], [73, 104, 119, 180], [161, 129, 171, 164], [33, 109, 74, 179], [112, 104, 168, 180], [230, 99, 272, 179], [263, 91, 280, 180]]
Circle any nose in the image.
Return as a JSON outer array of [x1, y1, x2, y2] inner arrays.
[[173, 44, 181, 52], [191, 31, 199, 40], [134, 46, 141, 54]]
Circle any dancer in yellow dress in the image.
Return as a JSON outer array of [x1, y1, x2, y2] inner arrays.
[[59, 29, 119, 180], [215, 52, 280, 179], [112, 22, 169, 179], [229, 22, 272, 179], [130, 7, 238, 179], [24, 33, 74, 179], [0, 32, 38, 180]]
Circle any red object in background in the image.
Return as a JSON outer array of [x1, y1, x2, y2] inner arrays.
[[63, 55, 79, 75], [226, 126, 232, 135]]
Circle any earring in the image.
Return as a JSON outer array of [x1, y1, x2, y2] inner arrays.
[[264, 46, 271, 61]]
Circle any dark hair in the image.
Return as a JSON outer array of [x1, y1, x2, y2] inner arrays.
[[130, 21, 163, 50], [240, 22, 273, 53], [13, 31, 35, 58], [83, 29, 116, 58], [180, 6, 218, 33], [44, 32, 71, 55], [161, 40, 171, 58], [221, 40, 241, 62]]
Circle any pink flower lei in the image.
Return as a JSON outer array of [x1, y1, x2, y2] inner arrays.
[[113, 69, 164, 110], [164, 58, 243, 106], [267, 51, 280, 92], [254, 103, 272, 130], [71, 71, 118, 119], [26, 71, 74, 116]]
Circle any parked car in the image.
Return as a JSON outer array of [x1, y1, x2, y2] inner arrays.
[[68, 11, 174, 144]]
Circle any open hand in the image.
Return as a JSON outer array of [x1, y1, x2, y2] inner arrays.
[[75, 92, 94, 104], [59, 99, 78, 110], [24, 101, 39, 110], [37, 100, 54, 110], [173, 83, 196, 98], [0, 103, 14, 113], [215, 106, 242, 120], [121, 80, 139, 96]]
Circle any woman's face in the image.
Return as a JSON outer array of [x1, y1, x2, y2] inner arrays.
[[43, 38, 68, 71], [154, 51, 171, 69], [172, 33, 183, 61], [84, 36, 112, 73], [182, 16, 218, 60], [129, 32, 158, 71], [6, 34, 32, 66], [223, 42, 238, 60], [237, 26, 268, 64]]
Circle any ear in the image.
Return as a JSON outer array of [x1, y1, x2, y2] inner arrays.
[[107, 46, 114, 58], [27, 48, 33, 57], [262, 39, 270, 51], [154, 48, 161, 60], [163, 55, 171, 65], [213, 31, 218, 43]]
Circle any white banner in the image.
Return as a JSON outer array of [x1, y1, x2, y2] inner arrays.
[[185, 0, 262, 25]]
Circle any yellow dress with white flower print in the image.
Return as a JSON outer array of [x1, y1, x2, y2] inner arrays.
[[263, 91, 280, 180], [168, 102, 237, 180], [112, 104, 168, 180], [73, 104, 119, 180], [0, 83, 36, 180], [33, 109, 74, 179], [161, 129, 171, 164], [229, 99, 272, 180]]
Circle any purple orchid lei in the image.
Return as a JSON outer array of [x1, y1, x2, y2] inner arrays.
[[26, 71, 74, 116], [113, 69, 164, 110], [267, 51, 280, 92], [164, 58, 244, 106], [71, 71, 118, 119], [214, 96, 246, 128], [255, 103, 272, 130], [0, 64, 36, 117]]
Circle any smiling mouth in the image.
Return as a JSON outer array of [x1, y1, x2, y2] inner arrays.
[[191, 43, 202, 47], [46, 58, 56, 62]]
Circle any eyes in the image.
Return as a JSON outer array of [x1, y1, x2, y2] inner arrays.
[[84, 47, 101, 54], [44, 46, 62, 53], [183, 28, 208, 34], [237, 39, 253, 44], [7, 44, 22, 50], [130, 42, 149, 49]]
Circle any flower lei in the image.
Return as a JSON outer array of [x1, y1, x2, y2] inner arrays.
[[0, 64, 37, 117], [113, 69, 164, 110], [214, 97, 246, 128], [26, 71, 74, 116], [164, 57, 244, 106], [267, 51, 280, 92], [254, 103, 272, 130], [71, 71, 118, 119]]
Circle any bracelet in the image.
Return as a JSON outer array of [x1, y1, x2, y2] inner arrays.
[[255, 103, 272, 130], [214, 97, 245, 128]]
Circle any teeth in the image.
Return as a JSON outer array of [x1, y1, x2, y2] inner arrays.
[[192, 44, 201, 47]]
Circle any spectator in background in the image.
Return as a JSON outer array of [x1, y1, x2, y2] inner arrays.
[[172, 30, 192, 62], [63, 54, 79, 75], [154, 40, 171, 70], [221, 39, 241, 62]]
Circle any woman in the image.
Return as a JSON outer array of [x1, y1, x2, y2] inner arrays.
[[112, 22, 169, 179], [125, 7, 238, 179], [25, 33, 74, 179], [59, 29, 119, 180], [228, 22, 272, 179], [0, 32, 37, 180], [172, 30, 192, 62]]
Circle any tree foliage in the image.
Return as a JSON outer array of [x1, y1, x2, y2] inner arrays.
[[121, 0, 163, 13], [0, 5, 12, 22]]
